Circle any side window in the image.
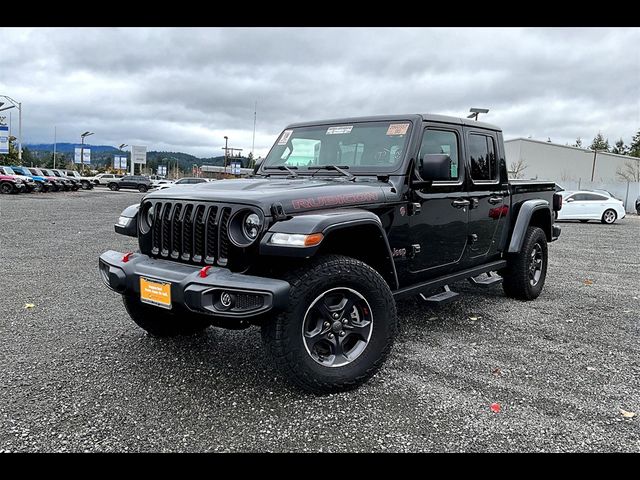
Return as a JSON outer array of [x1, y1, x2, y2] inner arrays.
[[419, 129, 460, 181], [583, 193, 607, 201], [469, 134, 497, 181], [571, 193, 586, 201], [104, 175, 113, 179]]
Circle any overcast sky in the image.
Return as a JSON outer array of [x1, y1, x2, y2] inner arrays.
[[1, 27, 638, 157]]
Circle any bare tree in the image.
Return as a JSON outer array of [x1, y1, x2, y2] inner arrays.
[[508, 158, 528, 179], [616, 160, 640, 182]]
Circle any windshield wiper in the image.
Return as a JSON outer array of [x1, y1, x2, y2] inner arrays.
[[264, 165, 299, 178], [309, 165, 355, 181]]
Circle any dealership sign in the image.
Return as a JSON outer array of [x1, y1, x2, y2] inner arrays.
[[131, 145, 147, 164], [0, 125, 8, 154], [74, 147, 91, 164], [157, 165, 167, 176]]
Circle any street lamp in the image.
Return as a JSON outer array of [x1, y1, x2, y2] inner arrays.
[[80, 131, 94, 174], [224, 136, 229, 173], [467, 107, 489, 121], [0, 95, 22, 160]]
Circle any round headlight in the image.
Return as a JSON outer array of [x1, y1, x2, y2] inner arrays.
[[243, 213, 261, 240], [146, 205, 155, 226]]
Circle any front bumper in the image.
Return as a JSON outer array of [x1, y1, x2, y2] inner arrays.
[[99, 250, 290, 319]]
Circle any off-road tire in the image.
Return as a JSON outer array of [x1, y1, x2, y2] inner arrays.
[[109, 183, 120, 191], [261, 254, 398, 394], [122, 294, 211, 337], [501, 226, 548, 300]]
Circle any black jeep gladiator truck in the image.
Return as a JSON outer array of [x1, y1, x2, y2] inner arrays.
[[99, 114, 562, 393]]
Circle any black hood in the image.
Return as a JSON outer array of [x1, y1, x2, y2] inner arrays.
[[144, 176, 395, 215]]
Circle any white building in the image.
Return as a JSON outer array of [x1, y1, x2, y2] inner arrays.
[[504, 138, 640, 212]]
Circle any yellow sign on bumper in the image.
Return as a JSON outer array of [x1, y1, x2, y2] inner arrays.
[[140, 277, 172, 309]]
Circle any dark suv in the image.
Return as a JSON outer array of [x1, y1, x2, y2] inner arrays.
[[108, 175, 151, 193]]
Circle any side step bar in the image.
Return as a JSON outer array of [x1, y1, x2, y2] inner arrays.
[[419, 285, 459, 304], [392, 260, 507, 299], [468, 272, 503, 287]]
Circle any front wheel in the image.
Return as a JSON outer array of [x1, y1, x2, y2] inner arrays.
[[138, 184, 148, 193], [261, 255, 398, 394], [0, 182, 14, 194], [81, 180, 91, 190], [122, 295, 211, 337], [501, 226, 548, 300], [601, 209, 617, 224], [109, 183, 119, 191]]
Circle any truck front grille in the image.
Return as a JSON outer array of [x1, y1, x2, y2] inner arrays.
[[147, 201, 232, 266]]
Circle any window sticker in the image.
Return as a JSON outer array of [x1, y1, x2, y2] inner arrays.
[[278, 130, 293, 145], [326, 126, 353, 135], [386, 123, 410, 136]]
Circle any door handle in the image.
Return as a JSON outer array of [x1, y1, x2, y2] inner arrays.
[[488, 196, 503, 205], [452, 199, 470, 208]]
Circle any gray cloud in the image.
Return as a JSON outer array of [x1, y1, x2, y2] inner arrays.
[[1, 27, 638, 157]]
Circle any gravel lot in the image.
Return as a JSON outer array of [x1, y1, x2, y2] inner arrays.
[[1, 189, 639, 452]]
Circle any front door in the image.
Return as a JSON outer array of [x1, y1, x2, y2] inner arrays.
[[409, 125, 469, 276]]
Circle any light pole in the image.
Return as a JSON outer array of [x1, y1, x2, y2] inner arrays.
[[119, 144, 128, 173], [0, 95, 22, 160], [467, 107, 489, 121], [224, 135, 229, 173], [80, 131, 94, 174]]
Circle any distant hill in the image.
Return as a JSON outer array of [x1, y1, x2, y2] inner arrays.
[[25, 143, 120, 154]]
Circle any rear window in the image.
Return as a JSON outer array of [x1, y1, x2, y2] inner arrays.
[[469, 133, 497, 181]]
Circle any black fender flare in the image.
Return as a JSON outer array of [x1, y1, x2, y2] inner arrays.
[[508, 199, 550, 253], [114, 203, 140, 237], [260, 208, 399, 289]]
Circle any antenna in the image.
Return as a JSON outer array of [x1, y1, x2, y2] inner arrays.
[[251, 100, 257, 157]]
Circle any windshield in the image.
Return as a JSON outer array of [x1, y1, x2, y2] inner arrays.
[[262, 121, 413, 173], [42, 169, 56, 177], [2, 167, 16, 175]]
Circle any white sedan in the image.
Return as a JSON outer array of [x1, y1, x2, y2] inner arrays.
[[558, 190, 626, 224]]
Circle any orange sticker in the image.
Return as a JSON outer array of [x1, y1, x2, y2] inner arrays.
[[386, 123, 410, 136]]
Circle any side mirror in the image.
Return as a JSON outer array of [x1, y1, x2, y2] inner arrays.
[[566, 198, 574, 203], [419, 154, 452, 182]]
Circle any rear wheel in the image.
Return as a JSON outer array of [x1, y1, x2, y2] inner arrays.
[[122, 295, 211, 337], [601, 209, 617, 224], [501, 226, 548, 300], [261, 255, 398, 394], [109, 183, 119, 191]]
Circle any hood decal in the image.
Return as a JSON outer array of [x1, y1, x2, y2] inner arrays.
[[291, 191, 379, 210]]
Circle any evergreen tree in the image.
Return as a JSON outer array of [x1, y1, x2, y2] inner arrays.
[[630, 129, 640, 158], [589, 132, 610, 152], [612, 138, 628, 155]]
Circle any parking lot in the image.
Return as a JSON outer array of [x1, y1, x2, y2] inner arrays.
[[0, 189, 639, 452]]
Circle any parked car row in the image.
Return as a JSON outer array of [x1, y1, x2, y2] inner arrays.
[[0, 166, 95, 194]]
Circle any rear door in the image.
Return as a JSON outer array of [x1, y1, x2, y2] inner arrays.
[[463, 129, 509, 262]]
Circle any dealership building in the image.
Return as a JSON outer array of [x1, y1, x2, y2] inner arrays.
[[504, 138, 640, 212]]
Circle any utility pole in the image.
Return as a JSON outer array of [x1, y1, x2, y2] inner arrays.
[[591, 149, 598, 182], [53, 126, 57, 169]]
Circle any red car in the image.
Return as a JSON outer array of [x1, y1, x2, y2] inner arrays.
[[0, 174, 26, 194]]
